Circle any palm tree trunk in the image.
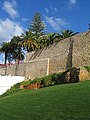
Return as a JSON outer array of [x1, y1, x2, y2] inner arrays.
[[9, 61, 11, 66], [18, 59, 19, 64], [5, 52, 7, 65]]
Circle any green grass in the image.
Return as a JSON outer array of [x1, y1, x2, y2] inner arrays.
[[0, 80, 90, 120]]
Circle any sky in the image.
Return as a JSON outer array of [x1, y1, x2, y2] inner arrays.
[[0, 0, 90, 63]]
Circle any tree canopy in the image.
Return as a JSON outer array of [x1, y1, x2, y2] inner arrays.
[[0, 12, 78, 65], [29, 12, 46, 38]]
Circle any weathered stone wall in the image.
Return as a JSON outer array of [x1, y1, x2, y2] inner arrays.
[[0, 67, 6, 75], [16, 63, 26, 76], [6, 59, 48, 80], [72, 32, 90, 67], [26, 38, 71, 74], [1, 31, 90, 80], [6, 63, 26, 76], [26, 38, 71, 62], [6, 65, 16, 76], [26, 31, 90, 71], [25, 59, 48, 80]]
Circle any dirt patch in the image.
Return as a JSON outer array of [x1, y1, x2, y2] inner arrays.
[[26, 82, 41, 90], [79, 67, 90, 81]]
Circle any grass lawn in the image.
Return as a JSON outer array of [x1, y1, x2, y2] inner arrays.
[[0, 80, 90, 120]]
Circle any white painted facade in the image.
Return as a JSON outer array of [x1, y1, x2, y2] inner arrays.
[[0, 76, 25, 95]]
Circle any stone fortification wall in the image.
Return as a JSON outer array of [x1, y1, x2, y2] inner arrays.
[[72, 32, 90, 67], [26, 31, 90, 71], [26, 38, 71, 73], [0, 67, 6, 75], [6, 63, 26, 76], [26, 38, 70, 62], [6, 59, 48, 80], [2, 31, 90, 80], [6, 65, 16, 76], [25, 59, 48, 80], [16, 63, 26, 76]]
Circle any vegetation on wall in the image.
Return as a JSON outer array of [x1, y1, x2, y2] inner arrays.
[[21, 67, 79, 87], [83, 66, 90, 72]]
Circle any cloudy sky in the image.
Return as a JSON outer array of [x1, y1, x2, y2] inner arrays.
[[0, 0, 90, 62]]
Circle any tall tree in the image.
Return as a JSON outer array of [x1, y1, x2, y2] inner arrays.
[[10, 36, 25, 64], [0, 42, 11, 64], [29, 12, 46, 38], [12, 45, 25, 64], [33, 35, 48, 49], [20, 31, 38, 52], [10, 36, 21, 51]]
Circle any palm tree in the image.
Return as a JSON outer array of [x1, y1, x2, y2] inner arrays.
[[33, 33, 56, 49], [31, 35, 47, 49], [12, 45, 25, 64], [55, 33, 62, 39], [10, 36, 25, 64], [20, 31, 38, 52], [60, 29, 78, 39], [46, 33, 56, 46], [10, 36, 21, 50], [0, 42, 11, 64]]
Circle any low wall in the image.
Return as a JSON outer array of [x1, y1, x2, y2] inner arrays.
[[6, 65, 16, 76], [25, 58, 48, 80], [6, 63, 26, 76], [6, 58, 48, 80], [0, 66, 6, 75], [16, 63, 26, 76]]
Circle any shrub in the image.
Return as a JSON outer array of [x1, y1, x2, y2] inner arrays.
[[40, 75, 55, 87], [83, 66, 90, 72], [21, 67, 80, 89], [1, 67, 80, 97]]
